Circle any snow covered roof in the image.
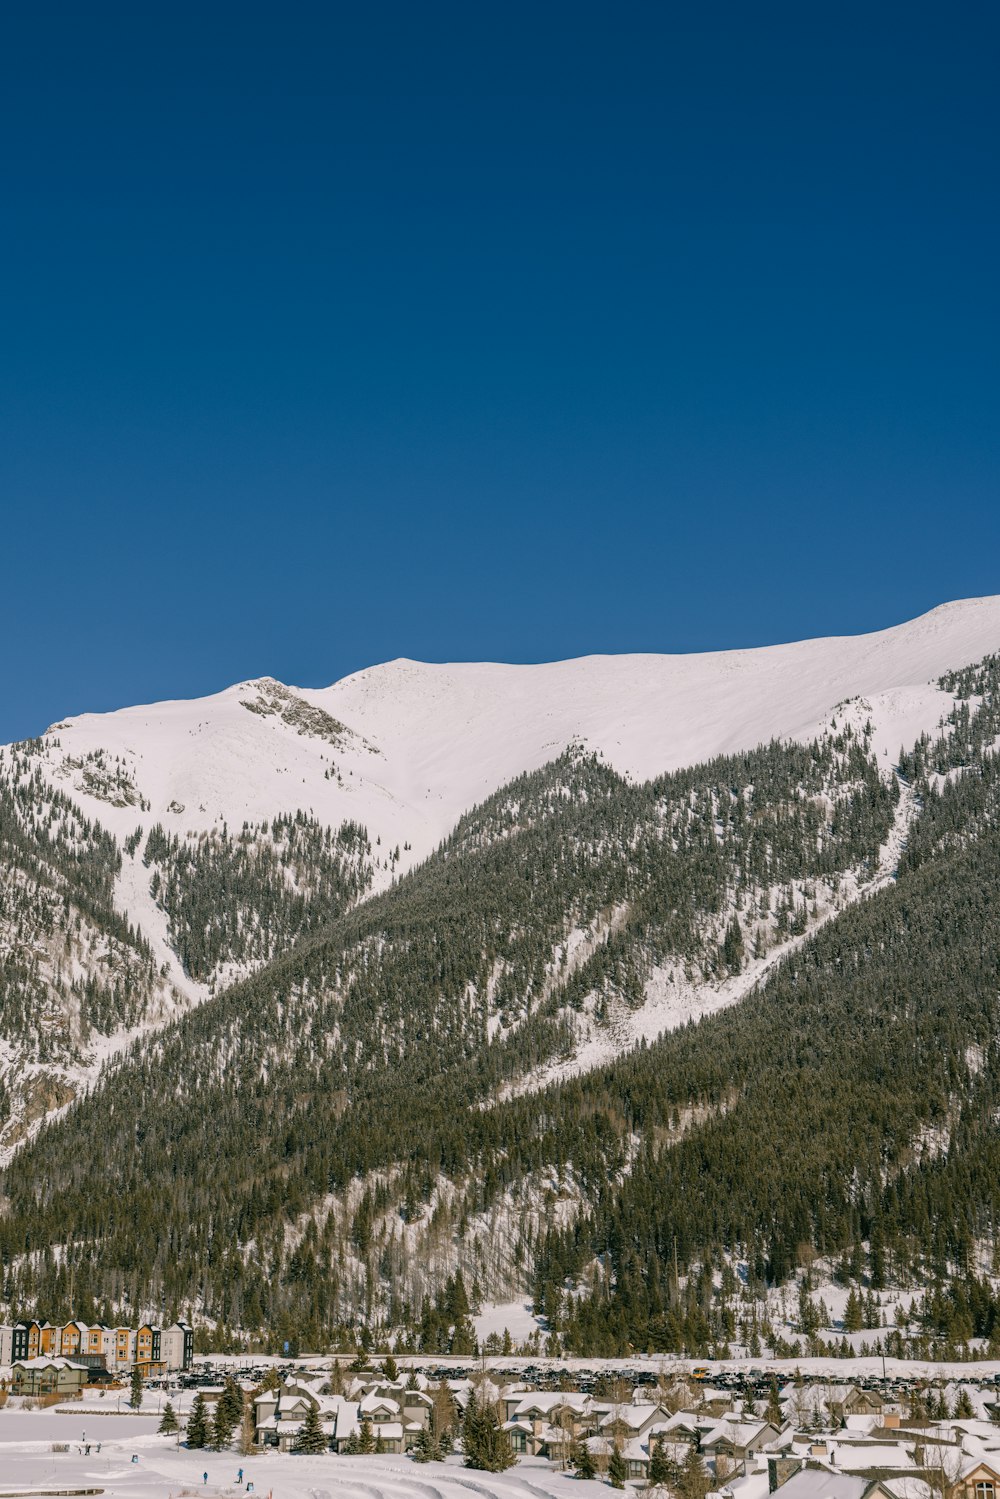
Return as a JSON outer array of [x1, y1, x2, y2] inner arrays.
[[703, 1420, 775, 1448], [828, 1443, 916, 1471], [599, 1402, 666, 1431], [726, 1470, 774, 1499], [882, 1481, 934, 1499], [622, 1438, 651, 1462], [359, 1393, 400, 1415], [770, 1470, 877, 1499], [13, 1356, 90, 1371], [513, 1392, 590, 1417]]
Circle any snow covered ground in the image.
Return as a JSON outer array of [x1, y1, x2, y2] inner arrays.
[[473, 1301, 541, 1346], [0, 1409, 597, 1499]]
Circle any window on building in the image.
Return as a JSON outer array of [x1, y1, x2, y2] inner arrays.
[[975, 1482, 995, 1499]]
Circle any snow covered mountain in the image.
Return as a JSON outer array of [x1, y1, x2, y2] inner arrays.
[[5, 596, 1000, 1344], [35, 593, 1000, 860], [1, 593, 999, 1154]]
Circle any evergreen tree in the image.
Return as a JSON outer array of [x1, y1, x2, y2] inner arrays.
[[462, 1389, 483, 1466], [679, 1445, 710, 1499], [573, 1440, 597, 1480], [412, 1426, 441, 1463], [158, 1401, 180, 1434], [648, 1436, 672, 1488], [608, 1445, 627, 1489], [955, 1388, 975, 1419], [212, 1376, 244, 1450], [186, 1393, 210, 1449], [129, 1363, 143, 1410], [462, 1390, 513, 1473], [722, 916, 745, 974], [357, 1416, 376, 1454], [292, 1405, 327, 1455]]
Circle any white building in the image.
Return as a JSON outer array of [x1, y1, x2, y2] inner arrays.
[[160, 1321, 194, 1371]]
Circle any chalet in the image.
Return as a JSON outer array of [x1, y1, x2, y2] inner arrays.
[[944, 1457, 1000, 1499], [772, 1470, 896, 1499], [255, 1378, 361, 1453], [399, 1387, 432, 1429], [503, 1418, 535, 1456], [657, 1410, 708, 1447], [622, 1437, 653, 1482], [11, 1356, 90, 1398], [598, 1401, 669, 1444], [702, 1418, 783, 1461], [505, 1392, 594, 1457], [582, 1435, 616, 1475], [830, 1389, 885, 1424]]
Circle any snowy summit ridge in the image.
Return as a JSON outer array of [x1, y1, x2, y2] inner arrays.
[[37, 594, 1000, 872]]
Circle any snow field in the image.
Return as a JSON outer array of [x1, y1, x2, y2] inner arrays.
[[0, 1411, 599, 1499]]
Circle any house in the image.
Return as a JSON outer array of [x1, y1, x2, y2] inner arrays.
[[944, 1457, 1000, 1499], [622, 1437, 653, 1482], [830, 1390, 885, 1424], [503, 1418, 535, 1456], [399, 1387, 432, 1429], [598, 1401, 669, 1444], [702, 1419, 783, 1462], [771, 1469, 895, 1499], [256, 1380, 329, 1452], [658, 1410, 710, 1447], [254, 1378, 362, 1453], [583, 1435, 616, 1474], [11, 1356, 90, 1398], [501, 1392, 595, 1458]]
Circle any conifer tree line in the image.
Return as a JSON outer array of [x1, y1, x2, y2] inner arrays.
[[0, 656, 999, 1352], [143, 812, 373, 982], [0, 744, 158, 1079], [0, 719, 897, 1332]]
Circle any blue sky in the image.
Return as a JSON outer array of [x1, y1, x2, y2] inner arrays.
[[2, 2, 998, 741]]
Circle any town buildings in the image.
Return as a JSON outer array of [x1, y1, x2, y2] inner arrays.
[[1, 1318, 193, 1374], [246, 1365, 1000, 1499]]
